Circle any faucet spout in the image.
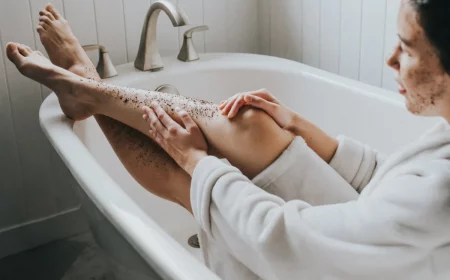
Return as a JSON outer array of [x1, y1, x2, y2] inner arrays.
[[134, 0, 190, 72]]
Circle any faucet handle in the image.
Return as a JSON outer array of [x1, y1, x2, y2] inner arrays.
[[82, 44, 118, 79], [178, 25, 209, 62], [183, 25, 209, 38]]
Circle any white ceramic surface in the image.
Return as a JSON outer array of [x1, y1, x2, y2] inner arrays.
[[39, 53, 440, 279]]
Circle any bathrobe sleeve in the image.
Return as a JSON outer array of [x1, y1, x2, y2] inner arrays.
[[191, 156, 450, 280], [329, 136, 387, 193]]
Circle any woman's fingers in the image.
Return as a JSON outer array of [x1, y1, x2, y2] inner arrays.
[[251, 92, 276, 102], [219, 100, 227, 110], [176, 107, 197, 132], [151, 102, 181, 132], [243, 95, 278, 114], [221, 94, 240, 115], [227, 95, 246, 118], [143, 106, 169, 137]]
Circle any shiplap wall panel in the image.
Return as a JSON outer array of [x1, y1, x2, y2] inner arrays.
[[359, 0, 388, 86], [63, 0, 98, 46], [270, 0, 303, 62], [178, 0, 205, 54], [0, 0, 57, 221], [29, 0, 65, 56], [204, 0, 227, 53], [258, 0, 271, 55], [227, 0, 258, 54], [339, 0, 363, 80], [64, 0, 99, 65], [302, 0, 320, 67], [320, 0, 341, 74], [260, 0, 399, 92], [0, 35, 25, 229], [382, 0, 401, 91], [94, 0, 128, 65], [123, 0, 151, 62]]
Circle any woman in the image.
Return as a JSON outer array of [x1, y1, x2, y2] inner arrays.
[[5, 0, 450, 279], [142, 0, 450, 279]]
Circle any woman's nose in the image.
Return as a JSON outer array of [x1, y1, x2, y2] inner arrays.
[[386, 49, 400, 71]]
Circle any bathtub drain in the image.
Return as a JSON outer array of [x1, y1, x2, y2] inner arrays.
[[188, 234, 200, 248]]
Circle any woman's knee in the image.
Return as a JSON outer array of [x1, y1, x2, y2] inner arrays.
[[234, 107, 291, 142]]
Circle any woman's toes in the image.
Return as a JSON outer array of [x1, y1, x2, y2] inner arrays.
[[36, 25, 45, 34], [6, 43, 24, 66], [39, 16, 52, 25], [45, 4, 61, 20], [38, 21, 48, 30], [24, 45, 33, 53], [18, 44, 31, 56], [39, 10, 55, 21]]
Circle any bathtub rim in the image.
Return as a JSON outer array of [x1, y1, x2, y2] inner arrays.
[[39, 52, 406, 280]]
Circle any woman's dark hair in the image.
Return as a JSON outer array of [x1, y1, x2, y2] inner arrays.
[[410, 0, 450, 74]]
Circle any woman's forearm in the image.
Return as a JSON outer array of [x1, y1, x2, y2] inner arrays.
[[288, 114, 339, 163]]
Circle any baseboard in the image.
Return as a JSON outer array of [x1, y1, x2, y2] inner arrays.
[[0, 207, 89, 259]]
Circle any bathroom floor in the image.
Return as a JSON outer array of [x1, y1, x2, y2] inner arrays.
[[0, 232, 112, 280]]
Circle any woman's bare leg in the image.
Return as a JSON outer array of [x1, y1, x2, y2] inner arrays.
[[8, 6, 293, 211], [36, 4, 194, 208]]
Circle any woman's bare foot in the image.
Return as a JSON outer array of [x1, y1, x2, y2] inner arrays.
[[37, 4, 98, 80], [6, 42, 97, 120]]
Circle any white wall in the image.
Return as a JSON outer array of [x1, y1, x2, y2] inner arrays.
[[0, 0, 258, 257], [259, 0, 401, 92]]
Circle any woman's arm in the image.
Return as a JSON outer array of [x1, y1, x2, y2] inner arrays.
[[219, 89, 339, 163], [191, 156, 450, 279], [220, 89, 386, 192]]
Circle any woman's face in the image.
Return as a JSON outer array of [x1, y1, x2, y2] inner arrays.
[[387, 0, 450, 116]]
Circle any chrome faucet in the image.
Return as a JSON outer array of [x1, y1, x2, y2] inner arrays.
[[82, 44, 118, 79], [178, 25, 209, 62], [134, 0, 190, 72]]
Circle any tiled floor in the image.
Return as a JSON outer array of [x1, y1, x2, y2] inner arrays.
[[0, 232, 113, 280]]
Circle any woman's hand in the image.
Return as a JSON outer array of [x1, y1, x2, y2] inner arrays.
[[143, 102, 208, 176], [219, 89, 298, 132]]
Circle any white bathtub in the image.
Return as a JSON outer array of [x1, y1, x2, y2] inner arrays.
[[39, 53, 440, 279]]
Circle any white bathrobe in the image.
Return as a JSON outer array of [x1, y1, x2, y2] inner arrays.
[[191, 120, 450, 280]]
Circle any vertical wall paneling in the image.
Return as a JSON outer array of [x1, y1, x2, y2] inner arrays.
[[320, 0, 341, 74], [28, 0, 65, 56], [94, 0, 128, 65], [204, 0, 227, 53], [29, 0, 65, 99], [63, 0, 98, 45], [63, 0, 98, 63], [359, 0, 388, 86], [153, 0, 180, 57], [302, 0, 321, 67], [0, 34, 25, 229], [339, 0, 363, 80], [382, 0, 401, 91], [123, 0, 151, 63], [270, 0, 303, 62], [226, 0, 259, 54], [258, 0, 271, 55], [178, 0, 205, 54], [0, 0, 57, 221]]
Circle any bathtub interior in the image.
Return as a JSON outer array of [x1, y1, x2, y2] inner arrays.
[[73, 58, 440, 262]]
